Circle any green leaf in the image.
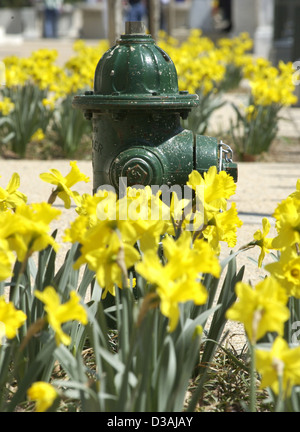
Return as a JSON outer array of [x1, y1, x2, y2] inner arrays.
[[153, 335, 177, 412], [5, 338, 57, 412]]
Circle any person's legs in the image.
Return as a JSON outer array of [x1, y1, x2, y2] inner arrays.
[[135, 2, 146, 20], [44, 8, 53, 37], [52, 8, 59, 38], [44, 8, 59, 38], [127, 3, 146, 21]]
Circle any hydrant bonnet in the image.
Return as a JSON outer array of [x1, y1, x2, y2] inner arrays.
[[75, 22, 199, 113]]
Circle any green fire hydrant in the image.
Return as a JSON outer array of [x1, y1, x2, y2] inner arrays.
[[73, 22, 237, 194]]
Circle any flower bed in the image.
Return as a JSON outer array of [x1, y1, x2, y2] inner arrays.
[[0, 160, 299, 412]]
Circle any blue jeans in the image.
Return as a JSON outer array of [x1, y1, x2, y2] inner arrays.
[[126, 3, 146, 21], [44, 8, 59, 38]]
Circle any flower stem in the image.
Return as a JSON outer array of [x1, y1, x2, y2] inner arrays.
[[249, 342, 257, 412], [275, 375, 285, 412], [47, 189, 58, 205]]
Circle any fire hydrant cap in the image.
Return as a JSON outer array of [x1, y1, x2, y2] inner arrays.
[[73, 22, 199, 111]]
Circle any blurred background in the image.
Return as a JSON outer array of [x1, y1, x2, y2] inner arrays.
[[0, 0, 299, 163], [0, 0, 299, 65]]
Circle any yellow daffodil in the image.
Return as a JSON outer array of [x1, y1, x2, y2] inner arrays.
[[256, 337, 300, 397], [0, 247, 14, 281], [0, 172, 27, 212], [272, 196, 300, 249], [42, 97, 55, 110], [226, 277, 290, 344], [6, 203, 61, 262], [187, 166, 236, 215], [136, 232, 211, 331], [74, 228, 140, 298], [265, 247, 300, 297], [243, 57, 297, 107], [116, 186, 170, 251], [95, 190, 118, 222], [30, 128, 45, 142], [27, 382, 58, 412], [253, 217, 275, 267], [0, 97, 15, 115], [73, 190, 118, 230], [117, 186, 170, 223], [168, 190, 190, 223], [0, 296, 26, 342], [136, 247, 208, 332], [40, 161, 90, 209], [133, 218, 168, 252], [163, 230, 221, 278], [63, 214, 90, 244], [192, 236, 221, 278], [34, 286, 88, 346], [203, 202, 243, 251], [0, 202, 60, 262], [245, 104, 257, 121]]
